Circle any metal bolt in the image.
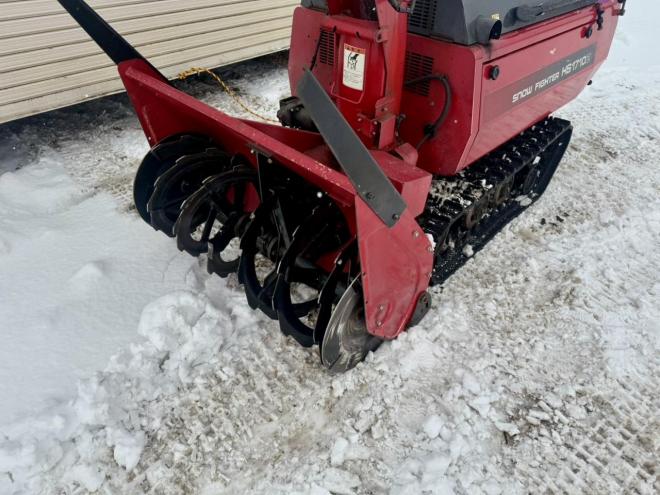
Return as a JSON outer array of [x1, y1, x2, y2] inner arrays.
[[366, 192, 375, 200], [376, 320, 383, 327], [392, 213, 400, 221], [413, 231, 420, 238], [267, 158, 273, 164], [250, 149, 255, 154], [378, 305, 385, 312]]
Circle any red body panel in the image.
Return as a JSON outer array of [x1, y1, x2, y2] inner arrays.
[[289, 1, 619, 175], [290, 1, 409, 150]]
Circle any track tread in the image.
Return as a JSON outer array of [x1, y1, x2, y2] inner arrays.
[[421, 117, 573, 286]]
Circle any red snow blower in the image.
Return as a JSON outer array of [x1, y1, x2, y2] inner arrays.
[[57, 0, 621, 371]]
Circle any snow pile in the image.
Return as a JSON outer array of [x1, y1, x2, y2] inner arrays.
[[0, 286, 263, 493], [0, 159, 198, 426], [0, 292, 525, 494]]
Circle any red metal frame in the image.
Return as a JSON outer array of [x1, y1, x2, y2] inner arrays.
[[118, 57, 432, 339], [112, 0, 619, 340]]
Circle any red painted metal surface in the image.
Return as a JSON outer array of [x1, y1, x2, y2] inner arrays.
[[120, 60, 354, 206], [118, 57, 431, 338], [356, 199, 432, 339], [290, 0, 412, 151], [289, 0, 620, 176]]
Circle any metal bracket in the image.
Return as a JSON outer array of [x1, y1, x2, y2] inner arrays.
[[296, 70, 407, 227]]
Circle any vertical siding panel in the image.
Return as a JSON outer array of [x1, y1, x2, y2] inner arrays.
[[0, 1, 297, 123]]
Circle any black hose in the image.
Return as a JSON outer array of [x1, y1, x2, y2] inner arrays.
[[309, 34, 323, 72], [405, 74, 452, 150]]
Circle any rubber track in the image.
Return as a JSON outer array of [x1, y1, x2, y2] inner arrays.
[[421, 117, 573, 286]]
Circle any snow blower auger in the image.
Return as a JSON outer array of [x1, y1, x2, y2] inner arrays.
[[58, 0, 621, 372]]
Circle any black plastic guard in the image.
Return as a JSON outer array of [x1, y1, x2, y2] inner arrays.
[[296, 70, 406, 228]]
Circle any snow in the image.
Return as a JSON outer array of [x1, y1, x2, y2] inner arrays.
[[0, 160, 196, 425], [422, 415, 444, 439], [0, 2, 659, 494], [330, 437, 350, 466]]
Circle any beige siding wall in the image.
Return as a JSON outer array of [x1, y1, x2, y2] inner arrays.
[[0, 0, 297, 124]]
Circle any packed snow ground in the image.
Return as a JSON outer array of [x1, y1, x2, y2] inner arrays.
[[0, 5, 658, 495]]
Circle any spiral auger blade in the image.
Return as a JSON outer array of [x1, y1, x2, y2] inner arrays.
[[267, 198, 380, 372], [133, 135, 215, 224], [272, 203, 342, 347], [147, 149, 230, 236], [57, 1, 439, 374], [173, 168, 258, 264], [235, 196, 282, 319]]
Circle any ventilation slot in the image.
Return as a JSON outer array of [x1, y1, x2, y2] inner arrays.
[[318, 29, 336, 66], [404, 52, 434, 96], [408, 0, 437, 33]]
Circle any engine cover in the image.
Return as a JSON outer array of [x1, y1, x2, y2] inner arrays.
[[409, 0, 599, 45]]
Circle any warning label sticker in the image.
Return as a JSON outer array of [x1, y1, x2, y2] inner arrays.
[[343, 44, 366, 90]]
